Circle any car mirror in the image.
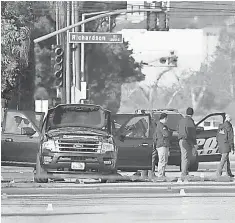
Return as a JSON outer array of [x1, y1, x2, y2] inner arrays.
[[22, 127, 36, 136], [196, 126, 204, 132]]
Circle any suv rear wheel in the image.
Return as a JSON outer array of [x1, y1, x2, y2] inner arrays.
[[34, 153, 48, 183]]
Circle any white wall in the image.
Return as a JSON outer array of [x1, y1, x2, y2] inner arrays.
[[119, 29, 205, 87]]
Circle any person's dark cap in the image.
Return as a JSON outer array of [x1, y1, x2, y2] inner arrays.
[[186, 107, 194, 116], [159, 113, 168, 120]]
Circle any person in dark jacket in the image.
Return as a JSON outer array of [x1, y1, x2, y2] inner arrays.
[[216, 114, 234, 177], [177, 107, 197, 179], [152, 113, 172, 177]]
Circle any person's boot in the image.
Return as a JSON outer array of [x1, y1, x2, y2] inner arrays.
[[226, 173, 234, 177]]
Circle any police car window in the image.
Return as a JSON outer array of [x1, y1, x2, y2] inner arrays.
[[4, 111, 38, 136], [204, 121, 210, 127], [124, 116, 149, 138], [199, 115, 223, 129]]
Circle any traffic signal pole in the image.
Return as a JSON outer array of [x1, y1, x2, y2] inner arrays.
[[34, 8, 162, 44], [66, 1, 71, 104], [34, 8, 163, 105], [80, 11, 108, 104]]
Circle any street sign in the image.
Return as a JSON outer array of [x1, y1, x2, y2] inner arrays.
[[68, 32, 123, 43]]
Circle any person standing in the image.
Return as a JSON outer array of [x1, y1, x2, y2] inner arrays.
[[178, 107, 197, 179], [152, 113, 171, 178], [216, 114, 234, 177]]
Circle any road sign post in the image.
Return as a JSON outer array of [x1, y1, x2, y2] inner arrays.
[[68, 32, 123, 43]]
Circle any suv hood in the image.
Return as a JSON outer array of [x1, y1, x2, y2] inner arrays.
[[46, 127, 110, 138]]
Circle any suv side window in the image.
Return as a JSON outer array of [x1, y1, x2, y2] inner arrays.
[[4, 111, 39, 137], [123, 116, 150, 138]]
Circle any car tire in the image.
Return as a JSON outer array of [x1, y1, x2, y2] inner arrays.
[[34, 153, 48, 183]]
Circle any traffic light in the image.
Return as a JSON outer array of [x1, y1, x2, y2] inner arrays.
[[168, 51, 178, 67], [146, 2, 169, 31], [159, 57, 167, 64], [159, 51, 178, 67], [54, 45, 64, 87]]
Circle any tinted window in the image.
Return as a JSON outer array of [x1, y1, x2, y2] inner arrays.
[[112, 114, 133, 130], [123, 116, 150, 138], [4, 111, 38, 136], [46, 105, 109, 131]]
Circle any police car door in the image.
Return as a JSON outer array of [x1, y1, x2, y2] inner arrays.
[[195, 113, 225, 162], [115, 114, 152, 171], [1, 110, 42, 166]]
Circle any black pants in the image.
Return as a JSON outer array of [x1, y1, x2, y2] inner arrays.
[[217, 152, 233, 176], [152, 144, 157, 172]]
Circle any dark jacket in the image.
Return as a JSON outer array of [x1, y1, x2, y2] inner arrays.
[[153, 121, 171, 148], [177, 116, 197, 145], [216, 121, 234, 154]]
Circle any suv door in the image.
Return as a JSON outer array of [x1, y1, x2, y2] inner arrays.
[[1, 110, 42, 166], [196, 113, 225, 162], [114, 114, 153, 171]]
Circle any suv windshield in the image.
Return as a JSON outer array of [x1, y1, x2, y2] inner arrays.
[[46, 105, 110, 132]]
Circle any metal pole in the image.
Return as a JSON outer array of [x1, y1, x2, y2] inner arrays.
[[66, 1, 71, 104], [55, 1, 60, 99], [55, 2, 59, 45], [34, 8, 162, 43], [81, 14, 85, 82], [80, 14, 85, 104], [75, 2, 81, 91], [71, 1, 76, 103]]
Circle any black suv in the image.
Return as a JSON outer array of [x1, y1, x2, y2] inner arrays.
[[34, 104, 117, 183]]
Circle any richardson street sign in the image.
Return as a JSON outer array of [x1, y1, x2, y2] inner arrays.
[[68, 32, 123, 43]]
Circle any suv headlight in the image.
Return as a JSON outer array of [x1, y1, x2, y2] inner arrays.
[[101, 137, 115, 153], [42, 139, 58, 152]]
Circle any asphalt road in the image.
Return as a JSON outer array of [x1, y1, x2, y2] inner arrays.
[[2, 159, 235, 223], [2, 158, 235, 183], [2, 190, 235, 223]]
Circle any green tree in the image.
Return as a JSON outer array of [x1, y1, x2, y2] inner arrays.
[[207, 27, 235, 106], [86, 41, 144, 113], [1, 1, 55, 109], [164, 26, 235, 114], [82, 1, 145, 113], [1, 1, 144, 112]]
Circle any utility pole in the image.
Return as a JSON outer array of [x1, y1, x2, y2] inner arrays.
[[57, 1, 66, 104], [71, 1, 76, 103], [71, 1, 81, 103], [75, 2, 81, 91], [66, 1, 71, 104]]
